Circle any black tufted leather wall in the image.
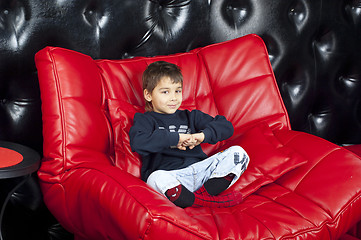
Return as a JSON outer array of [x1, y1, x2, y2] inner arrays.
[[1, 0, 361, 239]]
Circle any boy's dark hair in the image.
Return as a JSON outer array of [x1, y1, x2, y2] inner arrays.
[[142, 61, 183, 111]]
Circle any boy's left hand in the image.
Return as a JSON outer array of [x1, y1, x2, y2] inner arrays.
[[177, 132, 205, 150], [188, 132, 205, 149], [178, 134, 192, 150]]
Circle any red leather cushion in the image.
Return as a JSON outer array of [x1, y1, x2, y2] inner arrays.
[[223, 123, 307, 197], [107, 98, 143, 178]]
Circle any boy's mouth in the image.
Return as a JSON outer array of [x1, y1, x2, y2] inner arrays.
[[168, 104, 178, 108]]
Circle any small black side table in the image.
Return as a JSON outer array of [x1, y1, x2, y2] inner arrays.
[[0, 141, 40, 240]]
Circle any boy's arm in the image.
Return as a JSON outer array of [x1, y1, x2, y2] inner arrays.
[[192, 110, 234, 144], [129, 113, 180, 155]]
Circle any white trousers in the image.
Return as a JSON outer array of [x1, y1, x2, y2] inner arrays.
[[147, 146, 250, 196]]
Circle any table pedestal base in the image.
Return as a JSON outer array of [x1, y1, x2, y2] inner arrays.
[[0, 175, 31, 240]]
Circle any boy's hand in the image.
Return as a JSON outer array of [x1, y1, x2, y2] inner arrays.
[[188, 133, 205, 149], [177, 133, 205, 150], [177, 134, 192, 150]]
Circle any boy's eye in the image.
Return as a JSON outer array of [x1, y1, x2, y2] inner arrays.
[[176, 90, 182, 93], [161, 91, 169, 94]]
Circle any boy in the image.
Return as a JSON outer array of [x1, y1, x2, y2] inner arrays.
[[129, 61, 249, 208]]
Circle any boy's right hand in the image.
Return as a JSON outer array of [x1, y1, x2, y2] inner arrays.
[[188, 132, 204, 149], [177, 134, 193, 150]]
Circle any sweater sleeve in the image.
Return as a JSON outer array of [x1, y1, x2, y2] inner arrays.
[[129, 113, 179, 156], [192, 110, 234, 144]]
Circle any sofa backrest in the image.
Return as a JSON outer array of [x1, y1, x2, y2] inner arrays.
[[36, 34, 290, 180]]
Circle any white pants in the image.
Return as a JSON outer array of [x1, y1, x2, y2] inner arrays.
[[147, 146, 250, 196]]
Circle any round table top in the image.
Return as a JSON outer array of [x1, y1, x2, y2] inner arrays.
[[0, 141, 40, 179]]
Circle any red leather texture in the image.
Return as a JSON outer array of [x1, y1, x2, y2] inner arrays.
[[35, 34, 361, 240]]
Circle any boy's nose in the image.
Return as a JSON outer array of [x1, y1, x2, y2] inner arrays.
[[170, 93, 177, 100]]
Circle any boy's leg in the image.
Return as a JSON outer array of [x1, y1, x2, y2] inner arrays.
[[165, 150, 247, 208], [196, 146, 250, 196], [166, 184, 243, 208], [147, 170, 196, 208], [148, 167, 244, 208], [165, 184, 195, 208], [147, 170, 181, 195], [201, 173, 235, 196]]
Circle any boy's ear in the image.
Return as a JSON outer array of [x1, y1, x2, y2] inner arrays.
[[144, 89, 152, 102]]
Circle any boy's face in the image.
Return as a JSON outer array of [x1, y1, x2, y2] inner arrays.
[[144, 77, 183, 114]]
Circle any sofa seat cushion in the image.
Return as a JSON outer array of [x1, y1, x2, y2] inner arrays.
[[50, 129, 361, 239], [181, 130, 361, 239], [222, 123, 307, 198], [57, 129, 361, 239]]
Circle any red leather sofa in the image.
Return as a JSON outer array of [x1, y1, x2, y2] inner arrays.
[[35, 34, 361, 239]]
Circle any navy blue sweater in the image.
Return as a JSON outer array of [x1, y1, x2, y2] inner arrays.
[[129, 110, 234, 181]]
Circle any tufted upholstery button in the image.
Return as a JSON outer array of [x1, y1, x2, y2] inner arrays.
[[121, 52, 130, 59], [132, 0, 208, 56], [336, 73, 361, 99], [281, 67, 311, 105], [0, 1, 28, 50], [224, 0, 251, 29], [261, 35, 279, 65], [143, 0, 191, 42], [288, 1, 307, 31], [314, 30, 337, 57], [345, 0, 361, 27], [309, 111, 333, 135], [308, 103, 339, 142], [83, 1, 107, 29]]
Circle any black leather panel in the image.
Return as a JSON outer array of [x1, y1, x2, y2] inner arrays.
[[0, 1, 360, 238]]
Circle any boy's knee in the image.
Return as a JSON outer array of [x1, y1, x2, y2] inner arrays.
[[147, 170, 167, 192], [229, 145, 250, 165], [147, 170, 179, 195]]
